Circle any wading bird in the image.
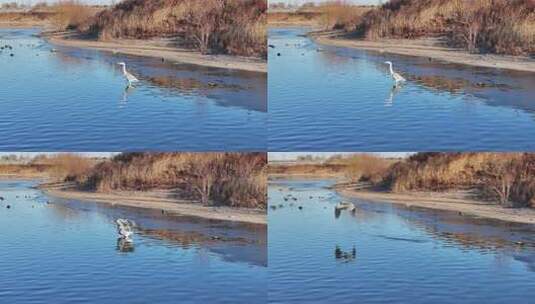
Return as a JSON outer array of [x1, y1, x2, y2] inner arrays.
[[117, 62, 139, 87], [116, 218, 134, 241], [384, 61, 406, 86]]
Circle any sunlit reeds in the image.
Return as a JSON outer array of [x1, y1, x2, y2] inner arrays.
[[83, 0, 267, 57], [382, 153, 535, 207]]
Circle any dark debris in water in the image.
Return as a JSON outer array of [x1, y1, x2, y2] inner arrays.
[[410, 75, 515, 93], [335, 245, 356, 262]]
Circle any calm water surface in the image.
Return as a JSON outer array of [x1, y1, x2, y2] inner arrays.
[[0, 180, 266, 303], [0, 29, 266, 151], [269, 179, 535, 303], [269, 28, 535, 151]]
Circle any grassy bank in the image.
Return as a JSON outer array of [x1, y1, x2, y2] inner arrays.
[[268, 4, 373, 29], [316, 0, 534, 56], [79, 0, 266, 57], [269, 154, 395, 180], [1, 153, 267, 209], [0, 2, 103, 28], [1, 0, 267, 58], [273, 153, 535, 209], [380, 153, 535, 208], [71, 153, 267, 209]]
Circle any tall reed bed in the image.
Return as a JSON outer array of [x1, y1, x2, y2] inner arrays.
[[315, 1, 372, 30], [82, 0, 267, 57], [328, 0, 534, 56], [48, 0, 97, 30], [382, 153, 535, 207], [78, 153, 267, 209]]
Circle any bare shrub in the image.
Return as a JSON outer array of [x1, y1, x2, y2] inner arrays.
[[50, 0, 95, 30], [84, 0, 266, 57], [348, 0, 534, 56], [332, 154, 391, 183], [36, 153, 96, 181], [78, 153, 267, 209], [316, 1, 371, 30], [382, 153, 535, 207]]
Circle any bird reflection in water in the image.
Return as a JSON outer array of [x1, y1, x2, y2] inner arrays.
[[116, 238, 135, 253], [121, 86, 136, 104], [335, 245, 356, 262], [386, 85, 402, 106]]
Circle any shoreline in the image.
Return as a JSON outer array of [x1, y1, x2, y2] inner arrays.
[[310, 31, 535, 73], [42, 31, 267, 73], [42, 187, 266, 225], [338, 187, 535, 225]]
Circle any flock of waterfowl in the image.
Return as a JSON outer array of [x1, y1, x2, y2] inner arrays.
[[271, 188, 358, 218]]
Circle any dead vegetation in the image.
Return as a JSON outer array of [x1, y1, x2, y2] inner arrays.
[[381, 153, 535, 208], [268, 153, 394, 180], [0, 153, 98, 179], [76, 153, 267, 209], [317, 0, 534, 56], [81, 0, 267, 57], [49, 1, 98, 30]]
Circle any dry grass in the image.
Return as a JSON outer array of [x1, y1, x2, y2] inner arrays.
[[0, 164, 51, 178], [269, 163, 347, 177], [350, 0, 535, 56], [49, 1, 99, 30], [0, 153, 97, 180], [315, 2, 372, 30], [82, 0, 267, 57], [269, 153, 393, 181], [327, 153, 393, 183], [78, 153, 267, 209], [35, 153, 97, 181], [382, 153, 535, 207]]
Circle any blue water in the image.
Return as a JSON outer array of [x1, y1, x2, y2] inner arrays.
[[268, 28, 535, 151], [269, 179, 535, 303], [0, 29, 267, 151], [0, 180, 267, 303]]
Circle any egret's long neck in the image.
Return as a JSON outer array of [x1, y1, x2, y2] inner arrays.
[[122, 65, 126, 75], [388, 63, 394, 75]]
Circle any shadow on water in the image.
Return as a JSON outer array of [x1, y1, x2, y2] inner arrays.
[[342, 194, 535, 271], [55, 45, 267, 113], [49, 198, 268, 267], [319, 42, 535, 115], [0, 179, 266, 303]]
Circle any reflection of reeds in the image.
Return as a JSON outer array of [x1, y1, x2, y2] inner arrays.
[[147, 76, 243, 94], [137, 228, 249, 248]]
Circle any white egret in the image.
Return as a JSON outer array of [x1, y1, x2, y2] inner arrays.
[[116, 218, 134, 241], [384, 61, 406, 86], [117, 62, 139, 86]]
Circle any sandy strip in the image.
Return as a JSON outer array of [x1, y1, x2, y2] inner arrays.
[[44, 188, 267, 225], [313, 34, 535, 73], [338, 188, 535, 225], [44, 32, 267, 73]]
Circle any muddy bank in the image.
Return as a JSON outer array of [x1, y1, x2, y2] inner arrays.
[[338, 187, 535, 225], [41, 186, 266, 225], [311, 31, 535, 73], [43, 31, 267, 73]]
